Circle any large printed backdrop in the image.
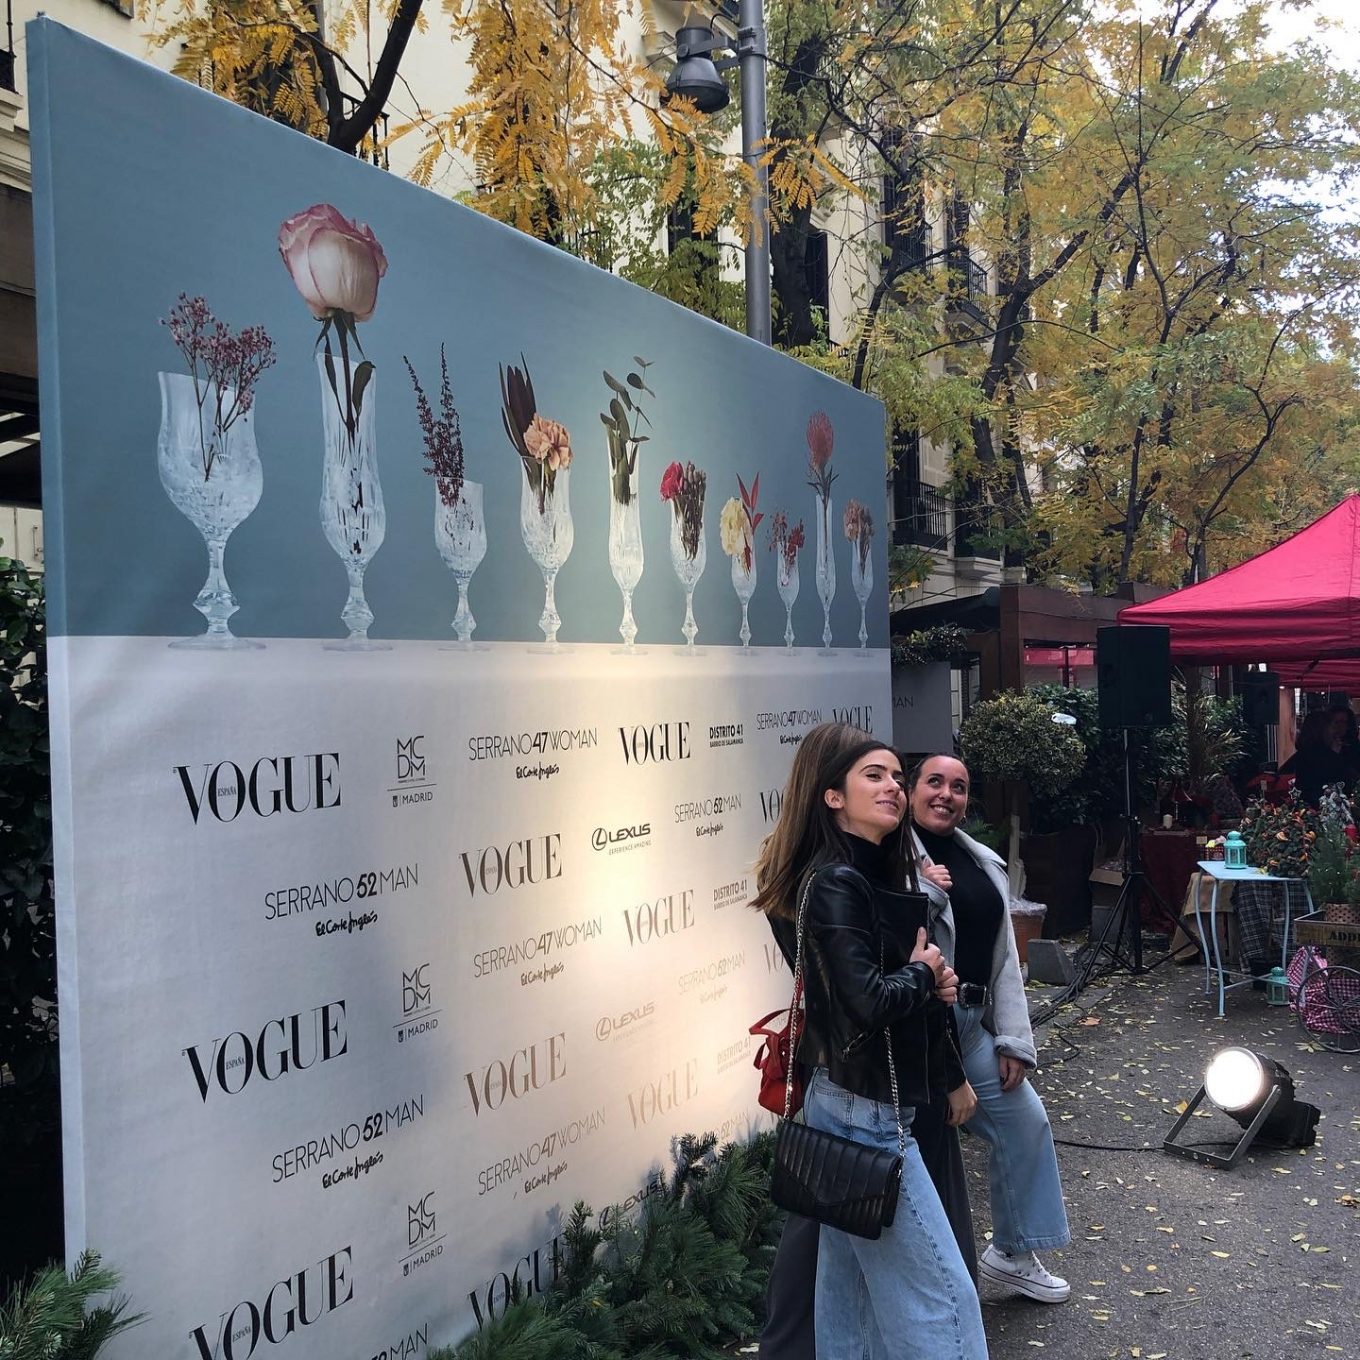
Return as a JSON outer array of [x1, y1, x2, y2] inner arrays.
[[31, 20, 891, 1359]]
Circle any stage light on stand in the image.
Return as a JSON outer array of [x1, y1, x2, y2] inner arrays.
[[1164, 1046, 1321, 1168]]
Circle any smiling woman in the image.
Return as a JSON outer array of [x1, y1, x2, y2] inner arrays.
[[751, 724, 987, 1360]]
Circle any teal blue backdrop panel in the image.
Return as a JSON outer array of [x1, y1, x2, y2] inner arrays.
[[29, 21, 887, 647]]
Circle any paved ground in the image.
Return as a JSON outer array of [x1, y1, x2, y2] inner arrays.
[[736, 950, 1359, 1360], [975, 954, 1359, 1360]]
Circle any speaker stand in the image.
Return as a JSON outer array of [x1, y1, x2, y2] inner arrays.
[[1069, 730, 1172, 994]]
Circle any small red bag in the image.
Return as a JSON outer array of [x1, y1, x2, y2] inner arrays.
[[751, 979, 805, 1116]]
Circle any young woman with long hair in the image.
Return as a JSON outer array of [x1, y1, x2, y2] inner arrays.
[[752, 723, 988, 1360], [909, 753, 1071, 1304]]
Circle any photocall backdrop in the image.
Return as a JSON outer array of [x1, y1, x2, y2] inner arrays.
[[30, 20, 892, 1359]]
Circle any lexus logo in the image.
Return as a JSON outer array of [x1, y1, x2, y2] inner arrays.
[[595, 1002, 656, 1041], [592, 823, 650, 851]]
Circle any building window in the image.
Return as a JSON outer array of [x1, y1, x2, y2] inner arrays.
[[890, 431, 949, 550], [882, 131, 927, 269]]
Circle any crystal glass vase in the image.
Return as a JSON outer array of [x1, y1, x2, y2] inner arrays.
[[850, 541, 873, 650], [730, 550, 756, 648], [607, 465, 644, 651], [157, 372, 264, 649], [318, 355, 388, 649], [814, 492, 836, 650], [435, 480, 487, 646], [520, 468, 574, 646], [668, 512, 706, 649], [777, 553, 799, 649]]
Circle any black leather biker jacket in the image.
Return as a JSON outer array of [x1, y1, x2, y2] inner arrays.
[[769, 860, 964, 1106]]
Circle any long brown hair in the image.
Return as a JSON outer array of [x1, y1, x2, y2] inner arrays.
[[751, 723, 909, 920]]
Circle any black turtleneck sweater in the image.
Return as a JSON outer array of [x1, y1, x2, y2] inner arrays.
[[844, 831, 892, 885], [913, 823, 1004, 989]]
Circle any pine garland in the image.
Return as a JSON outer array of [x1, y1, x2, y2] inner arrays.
[[434, 1132, 781, 1360]]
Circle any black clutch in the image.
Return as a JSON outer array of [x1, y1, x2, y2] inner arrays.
[[770, 1117, 903, 1240]]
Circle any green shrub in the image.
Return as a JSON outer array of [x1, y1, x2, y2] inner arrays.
[[434, 1132, 781, 1360], [0, 1251, 140, 1359], [960, 692, 1085, 801]]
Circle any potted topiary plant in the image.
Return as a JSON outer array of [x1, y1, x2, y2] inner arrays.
[[960, 691, 1088, 934]]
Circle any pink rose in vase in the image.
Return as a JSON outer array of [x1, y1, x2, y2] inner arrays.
[[279, 203, 387, 323]]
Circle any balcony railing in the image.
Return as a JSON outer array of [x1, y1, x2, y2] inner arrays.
[[891, 480, 950, 551]]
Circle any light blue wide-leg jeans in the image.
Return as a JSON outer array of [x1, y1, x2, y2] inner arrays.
[[955, 1004, 1070, 1254], [803, 1067, 988, 1360]]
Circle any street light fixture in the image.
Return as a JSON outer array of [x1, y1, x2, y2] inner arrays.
[[665, 8, 771, 346]]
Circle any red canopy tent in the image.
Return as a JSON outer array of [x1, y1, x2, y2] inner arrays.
[[1118, 495, 1360, 672]]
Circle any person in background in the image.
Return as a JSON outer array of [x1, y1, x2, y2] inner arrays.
[[1280, 710, 1351, 805], [754, 724, 987, 1360], [909, 753, 1072, 1305]]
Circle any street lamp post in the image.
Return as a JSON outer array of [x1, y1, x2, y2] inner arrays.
[[666, 9, 772, 346], [736, 0, 771, 346]]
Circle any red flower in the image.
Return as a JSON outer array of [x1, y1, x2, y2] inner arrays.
[[807, 410, 834, 467], [660, 460, 684, 501], [1347, 825, 1358, 845]]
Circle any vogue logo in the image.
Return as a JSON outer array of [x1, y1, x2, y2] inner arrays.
[[618, 722, 691, 766], [460, 835, 562, 895], [627, 1059, 700, 1129], [465, 1032, 566, 1115], [470, 1233, 564, 1329], [830, 704, 874, 733], [190, 1246, 353, 1360], [184, 1001, 347, 1102], [621, 890, 695, 946], [175, 753, 340, 824], [758, 788, 784, 826], [591, 823, 651, 852]]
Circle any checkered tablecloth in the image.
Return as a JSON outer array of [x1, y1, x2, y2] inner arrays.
[[1231, 879, 1309, 968]]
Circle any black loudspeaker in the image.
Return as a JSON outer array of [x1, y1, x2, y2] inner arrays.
[[1097, 626, 1172, 729], [1240, 673, 1281, 727]]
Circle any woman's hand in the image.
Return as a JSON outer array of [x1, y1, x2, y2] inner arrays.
[[998, 1054, 1029, 1093], [934, 962, 959, 1006], [921, 861, 952, 893], [909, 927, 948, 984], [946, 1080, 977, 1127]]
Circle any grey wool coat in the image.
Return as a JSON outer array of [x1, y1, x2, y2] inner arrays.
[[910, 827, 1038, 1069]]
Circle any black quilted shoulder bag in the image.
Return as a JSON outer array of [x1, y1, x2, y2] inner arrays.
[[768, 870, 906, 1240]]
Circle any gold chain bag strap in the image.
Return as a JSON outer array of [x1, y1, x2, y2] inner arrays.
[[768, 869, 907, 1240]]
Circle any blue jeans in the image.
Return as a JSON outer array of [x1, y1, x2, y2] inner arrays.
[[955, 1004, 1070, 1254], [803, 1068, 988, 1360]]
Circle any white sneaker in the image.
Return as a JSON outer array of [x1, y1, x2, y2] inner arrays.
[[979, 1245, 1070, 1303]]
